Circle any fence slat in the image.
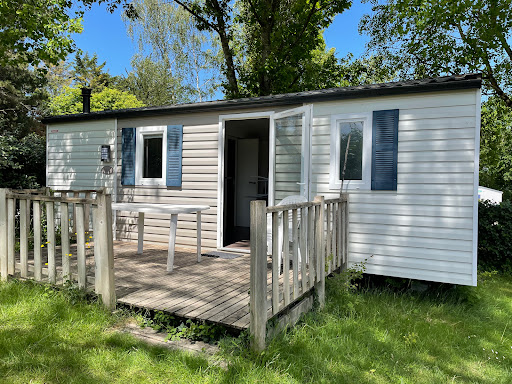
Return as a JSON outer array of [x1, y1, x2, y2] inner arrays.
[[20, 199, 28, 278], [299, 207, 307, 294], [94, 192, 116, 309], [272, 211, 280, 315], [33, 201, 42, 281], [7, 198, 15, 275], [250, 200, 268, 352], [0, 189, 7, 281], [308, 205, 315, 290], [292, 209, 299, 300], [61, 202, 71, 282], [46, 201, 56, 284], [314, 196, 325, 308], [326, 203, 332, 274], [84, 192, 91, 233], [344, 199, 349, 268], [282, 210, 290, 307], [76, 203, 86, 289]]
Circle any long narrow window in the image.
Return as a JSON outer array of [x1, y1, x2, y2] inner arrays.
[[143, 135, 163, 179], [329, 113, 372, 190]]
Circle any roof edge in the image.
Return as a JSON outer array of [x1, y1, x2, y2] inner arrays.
[[42, 73, 482, 124]]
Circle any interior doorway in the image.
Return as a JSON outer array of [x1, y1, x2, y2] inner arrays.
[[223, 118, 269, 249]]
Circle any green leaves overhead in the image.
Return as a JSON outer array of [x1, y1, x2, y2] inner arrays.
[[360, 0, 512, 108]]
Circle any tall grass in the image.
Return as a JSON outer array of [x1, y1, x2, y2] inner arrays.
[[1, 272, 511, 383]]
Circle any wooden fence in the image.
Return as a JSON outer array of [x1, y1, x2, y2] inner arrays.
[[0, 188, 115, 309], [250, 195, 349, 351]]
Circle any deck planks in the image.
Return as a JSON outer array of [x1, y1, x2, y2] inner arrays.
[[114, 241, 254, 329]]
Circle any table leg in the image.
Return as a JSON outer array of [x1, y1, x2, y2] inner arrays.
[[197, 211, 201, 263], [167, 214, 178, 272], [137, 212, 144, 254]]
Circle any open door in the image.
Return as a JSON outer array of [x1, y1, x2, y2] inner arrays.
[[269, 105, 312, 206]]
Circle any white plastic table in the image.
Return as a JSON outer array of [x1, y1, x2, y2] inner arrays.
[[111, 203, 210, 272]]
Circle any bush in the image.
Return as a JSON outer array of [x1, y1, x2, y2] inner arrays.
[[478, 200, 512, 273]]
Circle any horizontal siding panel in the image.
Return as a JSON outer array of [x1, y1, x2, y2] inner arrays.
[[182, 141, 218, 150], [117, 194, 217, 206], [183, 125, 219, 134], [49, 131, 115, 140], [350, 203, 473, 218], [350, 261, 473, 285], [349, 193, 474, 207], [182, 158, 220, 166], [399, 105, 476, 121], [48, 138, 112, 147], [396, 184, 474, 195], [46, 160, 104, 167], [182, 149, 217, 158], [183, 132, 219, 141], [398, 162, 474, 173], [119, 188, 217, 198], [47, 151, 105, 160], [398, 173, 474, 184], [350, 212, 473, 229], [399, 128, 475, 141], [350, 252, 472, 275], [350, 222, 473, 241], [399, 116, 475, 131], [181, 173, 218, 182], [398, 150, 475, 163], [350, 233, 472, 252], [182, 165, 218, 174], [276, 154, 302, 164], [399, 139, 474, 152], [349, 242, 472, 263]]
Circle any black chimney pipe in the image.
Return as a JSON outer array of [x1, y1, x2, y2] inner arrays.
[[81, 87, 91, 113]]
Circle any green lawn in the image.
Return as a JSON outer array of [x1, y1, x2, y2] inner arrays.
[[1, 273, 511, 383]]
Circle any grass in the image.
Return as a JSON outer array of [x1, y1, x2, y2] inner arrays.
[[1, 272, 512, 383]]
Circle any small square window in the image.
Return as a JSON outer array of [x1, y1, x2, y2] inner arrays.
[[135, 126, 167, 186], [330, 113, 372, 190]]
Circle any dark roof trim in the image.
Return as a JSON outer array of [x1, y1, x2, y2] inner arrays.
[[42, 73, 482, 124]]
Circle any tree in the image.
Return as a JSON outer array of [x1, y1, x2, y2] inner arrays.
[[359, 0, 512, 108], [73, 52, 113, 92], [48, 86, 145, 115], [126, 0, 351, 98], [480, 97, 512, 199], [123, 0, 221, 104]]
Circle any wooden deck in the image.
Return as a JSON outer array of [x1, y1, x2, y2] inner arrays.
[[114, 241, 252, 330]]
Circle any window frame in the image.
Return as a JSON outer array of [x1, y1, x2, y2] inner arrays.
[[329, 112, 372, 191], [135, 125, 167, 186]]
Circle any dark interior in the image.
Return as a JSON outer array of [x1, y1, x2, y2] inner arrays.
[[223, 118, 269, 248]]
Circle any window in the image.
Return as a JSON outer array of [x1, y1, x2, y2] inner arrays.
[[329, 113, 372, 190], [136, 126, 167, 186]]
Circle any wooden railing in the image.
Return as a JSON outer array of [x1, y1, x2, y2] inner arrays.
[[250, 195, 349, 351], [0, 188, 115, 309]]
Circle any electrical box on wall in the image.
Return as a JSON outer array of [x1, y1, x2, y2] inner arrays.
[[101, 145, 111, 162]]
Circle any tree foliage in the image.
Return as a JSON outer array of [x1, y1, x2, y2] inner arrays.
[[123, 0, 221, 104], [359, 0, 512, 108], [480, 97, 512, 200], [128, 0, 352, 98], [48, 86, 145, 115]]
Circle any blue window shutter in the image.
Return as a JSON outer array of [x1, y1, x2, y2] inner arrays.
[[121, 127, 136, 185], [166, 125, 183, 187], [371, 109, 399, 190]]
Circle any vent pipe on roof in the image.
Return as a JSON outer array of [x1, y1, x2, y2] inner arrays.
[[81, 88, 91, 113]]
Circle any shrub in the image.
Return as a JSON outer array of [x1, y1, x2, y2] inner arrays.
[[478, 200, 512, 273]]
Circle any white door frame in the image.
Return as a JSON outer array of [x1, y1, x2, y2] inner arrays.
[[217, 111, 274, 250], [269, 105, 313, 206]]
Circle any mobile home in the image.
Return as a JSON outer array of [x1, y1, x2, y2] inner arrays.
[[43, 73, 482, 286]]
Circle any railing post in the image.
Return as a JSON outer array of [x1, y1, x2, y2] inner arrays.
[[93, 192, 116, 310], [314, 196, 325, 309], [250, 200, 267, 352], [0, 189, 8, 281]]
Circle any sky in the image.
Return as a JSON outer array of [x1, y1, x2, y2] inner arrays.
[[71, 1, 373, 93]]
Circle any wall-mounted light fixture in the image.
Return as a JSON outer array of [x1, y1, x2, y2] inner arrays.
[[101, 145, 111, 162]]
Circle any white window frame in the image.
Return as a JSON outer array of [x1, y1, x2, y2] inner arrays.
[[135, 125, 167, 186], [329, 112, 372, 191]]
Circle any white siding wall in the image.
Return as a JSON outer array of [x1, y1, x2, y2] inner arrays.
[[116, 113, 220, 249], [311, 89, 479, 285], [46, 120, 117, 192]]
